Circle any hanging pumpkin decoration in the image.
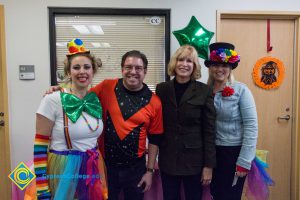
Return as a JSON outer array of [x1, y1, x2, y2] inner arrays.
[[252, 57, 285, 90]]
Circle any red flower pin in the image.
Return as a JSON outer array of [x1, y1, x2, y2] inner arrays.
[[222, 86, 234, 97]]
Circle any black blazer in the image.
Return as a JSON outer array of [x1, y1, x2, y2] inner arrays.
[[156, 79, 216, 175]]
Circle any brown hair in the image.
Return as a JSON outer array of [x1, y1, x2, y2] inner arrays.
[[168, 45, 201, 80], [121, 50, 148, 69]]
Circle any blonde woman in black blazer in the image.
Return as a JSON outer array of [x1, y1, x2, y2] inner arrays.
[[156, 45, 216, 200]]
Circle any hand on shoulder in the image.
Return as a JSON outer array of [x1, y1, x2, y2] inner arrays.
[[43, 85, 61, 96]]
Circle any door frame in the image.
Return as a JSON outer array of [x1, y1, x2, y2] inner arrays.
[[216, 10, 300, 200], [0, 4, 11, 199]]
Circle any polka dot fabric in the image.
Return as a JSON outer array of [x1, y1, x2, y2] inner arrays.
[[67, 38, 90, 56]]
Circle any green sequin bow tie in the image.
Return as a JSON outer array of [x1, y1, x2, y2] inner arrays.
[[60, 91, 102, 123]]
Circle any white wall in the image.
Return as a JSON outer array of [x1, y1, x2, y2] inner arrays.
[[0, 0, 299, 167]]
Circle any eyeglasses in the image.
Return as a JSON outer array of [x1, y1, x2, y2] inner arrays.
[[123, 65, 145, 72]]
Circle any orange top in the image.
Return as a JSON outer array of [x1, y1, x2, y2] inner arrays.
[[91, 79, 163, 165]]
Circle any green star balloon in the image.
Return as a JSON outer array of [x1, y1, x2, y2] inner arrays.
[[173, 16, 214, 59]]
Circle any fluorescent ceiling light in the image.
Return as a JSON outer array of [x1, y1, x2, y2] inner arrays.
[[91, 42, 101, 48], [72, 25, 91, 34], [72, 25, 104, 35], [91, 42, 111, 48], [56, 42, 66, 47], [88, 25, 104, 35], [101, 43, 110, 48]]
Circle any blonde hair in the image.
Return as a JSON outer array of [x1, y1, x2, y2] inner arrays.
[[62, 53, 102, 86], [168, 45, 201, 80], [63, 53, 102, 83]]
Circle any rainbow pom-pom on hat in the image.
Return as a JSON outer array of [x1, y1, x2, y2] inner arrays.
[[67, 38, 90, 56], [204, 42, 240, 69]]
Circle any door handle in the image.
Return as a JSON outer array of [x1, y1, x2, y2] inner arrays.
[[278, 115, 290, 121], [0, 120, 4, 126]]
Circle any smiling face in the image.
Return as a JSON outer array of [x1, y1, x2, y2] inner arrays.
[[175, 56, 194, 82], [209, 63, 231, 84], [168, 45, 201, 81], [69, 55, 94, 90], [121, 56, 147, 91]]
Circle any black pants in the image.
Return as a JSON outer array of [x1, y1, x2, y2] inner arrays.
[[160, 171, 203, 200], [210, 146, 246, 200], [106, 159, 146, 200]]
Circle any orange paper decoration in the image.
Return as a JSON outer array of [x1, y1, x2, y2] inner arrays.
[[252, 57, 285, 90]]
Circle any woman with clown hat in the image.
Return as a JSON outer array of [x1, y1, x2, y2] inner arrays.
[[26, 38, 108, 200], [205, 42, 258, 200]]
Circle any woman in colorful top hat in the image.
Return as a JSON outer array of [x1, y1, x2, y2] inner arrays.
[[156, 45, 216, 200], [27, 38, 107, 200], [205, 42, 258, 200]]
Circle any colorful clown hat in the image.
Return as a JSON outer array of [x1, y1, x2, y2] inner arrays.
[[204, 42, 240, 69], [67, 38, 90, 56]]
